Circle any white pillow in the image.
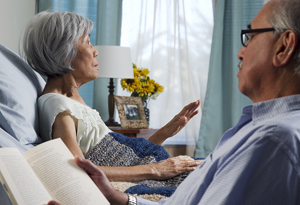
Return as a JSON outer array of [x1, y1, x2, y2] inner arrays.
[[0, 44, 45, 151]]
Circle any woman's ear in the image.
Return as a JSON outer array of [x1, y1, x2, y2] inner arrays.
[[273, 30, 298, 67]]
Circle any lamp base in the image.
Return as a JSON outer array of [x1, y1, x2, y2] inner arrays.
[[105, 119, 121, 127]]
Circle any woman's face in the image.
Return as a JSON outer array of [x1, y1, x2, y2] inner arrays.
[[71, 35, 99, 84]]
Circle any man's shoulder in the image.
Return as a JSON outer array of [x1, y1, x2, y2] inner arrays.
[[257, 111, 300, 136], [252, 119, 300, 164]]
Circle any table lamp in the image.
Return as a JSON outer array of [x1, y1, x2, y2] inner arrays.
[[95, 45, 134, 127]]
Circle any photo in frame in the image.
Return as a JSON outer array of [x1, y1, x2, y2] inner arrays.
[[114, 96, 149, 128]]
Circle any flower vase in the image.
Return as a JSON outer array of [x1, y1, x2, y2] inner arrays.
[[143, 101, 150, 125]]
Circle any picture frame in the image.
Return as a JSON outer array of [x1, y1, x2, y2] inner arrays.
[[114, 96, 149, 129]]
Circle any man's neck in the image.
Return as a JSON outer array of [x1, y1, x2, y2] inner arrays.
[[251, 69, 300, 103]]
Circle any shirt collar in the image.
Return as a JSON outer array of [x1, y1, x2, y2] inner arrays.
[[248, 94, 300, 122]]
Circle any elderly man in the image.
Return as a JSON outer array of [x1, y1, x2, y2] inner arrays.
[[49, 0, 300, 204]]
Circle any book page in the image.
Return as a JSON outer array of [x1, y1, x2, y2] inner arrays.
[[0, 148, 52, 205], [23, 139, 109, 205]]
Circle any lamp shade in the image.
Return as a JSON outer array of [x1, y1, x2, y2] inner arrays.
[[95, 45, 134, 79]]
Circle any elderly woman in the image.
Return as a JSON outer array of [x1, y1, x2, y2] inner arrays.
[[22, 11, 201, 195]]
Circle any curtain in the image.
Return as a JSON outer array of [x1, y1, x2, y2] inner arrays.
[[117, 0, 214, 156], [38, 0, 122, 122], [194, 0, 263, 158], [92, 0, 122, 123]]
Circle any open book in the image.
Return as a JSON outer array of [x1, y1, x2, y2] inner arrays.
[[0, 138, 109, 205]]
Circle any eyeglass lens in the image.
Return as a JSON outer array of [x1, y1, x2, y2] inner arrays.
[[242, 33, 249, 46]]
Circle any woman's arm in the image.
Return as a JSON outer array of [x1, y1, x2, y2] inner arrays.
[[52, 111, 201, 182], [52, 110, 85, 158], [100, 158, 201, 182], [148, 100, 201, 145]]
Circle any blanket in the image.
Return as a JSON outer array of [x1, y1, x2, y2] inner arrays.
[[86, 132, 194, 201]]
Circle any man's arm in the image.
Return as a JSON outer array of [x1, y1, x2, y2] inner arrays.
[[47, 156, 129, 205], [48, 156, 162, 205], [74, 156, 129, 205], [199, 134, 300, 204]]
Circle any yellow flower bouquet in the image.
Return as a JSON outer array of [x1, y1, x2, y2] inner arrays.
[[120, 63, 164, 103]]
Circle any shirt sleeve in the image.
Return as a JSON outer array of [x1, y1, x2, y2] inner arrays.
[[199, 129, 300, 205], [140, 125, 300, 205]]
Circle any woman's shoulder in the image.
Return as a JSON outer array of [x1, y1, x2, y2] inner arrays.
[[39, 93, 62, 106], [38, 93, 81, 112], [38, 93, 91, 121], [39, 92, 64, 101], [39, 93, 79, 105]]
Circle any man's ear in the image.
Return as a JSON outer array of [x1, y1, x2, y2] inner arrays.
[[273, 30, 298, 67]]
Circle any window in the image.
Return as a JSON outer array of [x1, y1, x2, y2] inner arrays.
[[117, 0, 214, 145]]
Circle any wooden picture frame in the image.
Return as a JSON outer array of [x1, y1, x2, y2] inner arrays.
[[114, 96, 149, 129]]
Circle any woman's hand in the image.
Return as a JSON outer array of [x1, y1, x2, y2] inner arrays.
[[148, 99, 201, 145], [164, 99, 201, 137], [151, 158, 202, 180]]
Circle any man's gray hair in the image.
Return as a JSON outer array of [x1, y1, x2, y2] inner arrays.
[[21, 11, 93, 77], [265, 0, 300, 74]]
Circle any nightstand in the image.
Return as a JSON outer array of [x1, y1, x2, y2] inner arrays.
[[109, 127, 158, 140]]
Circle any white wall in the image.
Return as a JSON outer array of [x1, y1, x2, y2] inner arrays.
[[0, 0, 36, 54]]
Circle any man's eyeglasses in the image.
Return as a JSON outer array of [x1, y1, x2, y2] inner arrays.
[[241, 28, 275, 47]]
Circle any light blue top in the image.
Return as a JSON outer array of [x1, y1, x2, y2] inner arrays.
[[138, 95, 300, 204]]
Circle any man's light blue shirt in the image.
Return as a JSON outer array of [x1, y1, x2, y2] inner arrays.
[[138, 95, 300, 204]]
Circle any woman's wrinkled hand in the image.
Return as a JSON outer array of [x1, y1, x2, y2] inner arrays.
[[148, 100, 200, 145], [164, 99, 201, 137], [151, 158, 203, 180]]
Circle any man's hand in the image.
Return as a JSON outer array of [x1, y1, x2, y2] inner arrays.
[[47, 200, 61, 205], [74, 156, 128, 205], [48, 156, 129, 205]]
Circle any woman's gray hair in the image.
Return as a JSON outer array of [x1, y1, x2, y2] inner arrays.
[[265, 0, 300, 74], [21, 11, 93, 77]]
